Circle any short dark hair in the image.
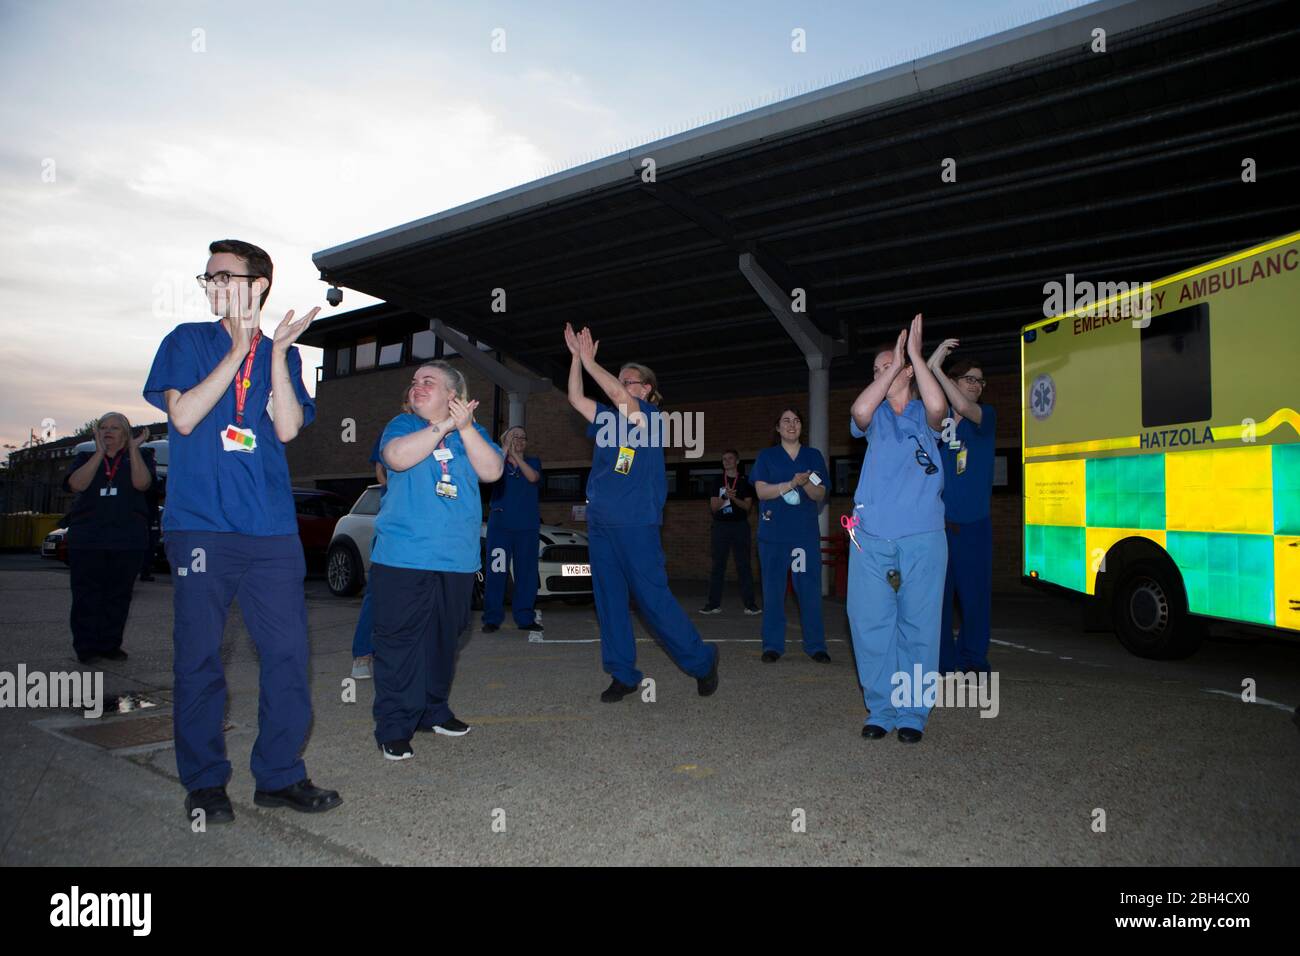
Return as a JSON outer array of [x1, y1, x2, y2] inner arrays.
[[947, 356, 987, 380], [721, 448, 740, 459], [209, 239, 273, 307]]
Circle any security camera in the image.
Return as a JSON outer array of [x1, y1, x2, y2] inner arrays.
[[326, 287, 343, 307]]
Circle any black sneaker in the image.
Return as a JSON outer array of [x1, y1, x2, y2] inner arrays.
[[185, 786, 235, 824], [482, 623, 500, 633], [743, 606, 761, 615], [600, 678, 640, 703], [761, 650, 781, 663], [433, 718, 471, 736], [101, 648, 128, 661], [519, 622, 544, 632], [380, 740, 414, 760], [697, 647, 719, 697], [254, 778, 344, 812], [698, 605, 721, 615], [811, 651, 831, 663]]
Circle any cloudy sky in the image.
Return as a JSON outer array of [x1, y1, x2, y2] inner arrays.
[[0, 0, 1087, 454]]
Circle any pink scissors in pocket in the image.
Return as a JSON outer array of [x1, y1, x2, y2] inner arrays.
[[841, 513, 862, 551]]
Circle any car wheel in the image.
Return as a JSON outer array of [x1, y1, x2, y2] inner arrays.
[[327, 542, 364, 597], [1112, 560, 1203, 659]]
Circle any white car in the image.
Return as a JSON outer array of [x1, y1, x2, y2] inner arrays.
[[326, 484, 593, 608]]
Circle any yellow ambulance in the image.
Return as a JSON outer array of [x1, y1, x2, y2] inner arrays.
[[1022, 231, 1299, 658]]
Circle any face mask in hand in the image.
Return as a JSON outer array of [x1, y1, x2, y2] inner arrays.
[[782, 488, 801, 505]]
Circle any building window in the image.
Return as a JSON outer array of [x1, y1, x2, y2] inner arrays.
[[335, 347, 351, 377], [412, 329, 437, 360], [378, 342, 403, 366], [355, 337, 377, 370], [541, 470, 586, 501]]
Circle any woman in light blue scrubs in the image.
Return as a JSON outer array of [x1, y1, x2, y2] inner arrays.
[[847, 314, 949, 744], [563, 323, 720, 703], [750, 408, 831, 663]]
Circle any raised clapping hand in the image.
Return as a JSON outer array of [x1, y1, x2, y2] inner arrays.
[[929, 337, 958, 370], [563, 322, 581, 357], [273, 308, 320, 354], [130, 426, 150, 449], [792, 471, 811, 487], [906, 313, 925, 363], [577, 326, 599, 365], [891, 327, 907, 373], [449, 397, 479, 431]]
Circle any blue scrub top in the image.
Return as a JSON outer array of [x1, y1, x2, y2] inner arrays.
[[850, 400, 945, 539], [749, 444, 828, 544], [143, 321, 315, 536], [372, 414, 500, 573], [488, 455, 542, 530], [61, 449, 158, 551], [940, 404, 997, 523], [585, 399, 666, 528]]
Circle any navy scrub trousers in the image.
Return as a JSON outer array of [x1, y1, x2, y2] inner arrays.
[[589, 524, 716, 687], [370, 562, 475, 744], [707, 520, 756, 609], [166, 531, 311, 793], [938, 516, 993, 673], [69, 547, 147, 657], [483, 525, 540, 628], [758, 533, 827, 656]]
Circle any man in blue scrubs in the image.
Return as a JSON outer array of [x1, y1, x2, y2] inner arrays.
[[749, 409, 831, 662], [928, 341, 997, 674], [144, 239, 341, 823], [563, 324, 719, 702], [483, 426, 543, 634]]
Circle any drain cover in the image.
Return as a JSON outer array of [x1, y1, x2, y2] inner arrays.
[[60, 715, 232, 751]]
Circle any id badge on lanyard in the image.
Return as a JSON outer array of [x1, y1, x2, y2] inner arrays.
[[435, 441, 458, 498], [100, 452, 123, 496], [955, 442, 968, 475], [222, 330, 261, 454]]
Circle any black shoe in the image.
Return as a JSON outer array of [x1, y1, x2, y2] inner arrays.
[[433, 717, 471, 736], [861, 724, 889, 740], [743, 606, 762, 616], [101, 648, 128, 661], [761, 650, 780, 663], [897, 727, 924, 744], [811, 651, 831, 663], [600, 678, 640, 703], [380, 739, 414, 760], [519, 622, 544, 632], [482, 623, 500, 633], [185, 786, 234, 824], [698, 605, 721, 615], [253, 778, 343, 813], [697, 648, 719, 697]]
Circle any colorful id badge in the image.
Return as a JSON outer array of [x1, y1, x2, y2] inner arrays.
[[955, 443, 968, 475], [222, 425, 257, 453], [433, 447, 453, 462], [614, 446, 635, 475], [436, 481, 459, 499]]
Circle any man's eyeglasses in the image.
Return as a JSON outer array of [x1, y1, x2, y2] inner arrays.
[[196, 272, 259, 289], [957, 375, 987, 388], [910, 436, 938, 475]]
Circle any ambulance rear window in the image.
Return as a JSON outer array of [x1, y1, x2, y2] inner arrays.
[[1140, 303, 1211, 428]]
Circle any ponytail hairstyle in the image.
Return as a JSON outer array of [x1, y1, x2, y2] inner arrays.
[[620, 362, 662, 405]]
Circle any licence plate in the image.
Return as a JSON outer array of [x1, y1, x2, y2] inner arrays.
[[562, 563, 591, 577]]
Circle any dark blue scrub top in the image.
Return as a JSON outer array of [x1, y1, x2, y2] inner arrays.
[[372, 414, 500, 573], [749, 444, 828, 544], [939, 404, 997, 523], [585, 399, 666, 528], [61, 449, 157, 551], [489, 455, 542, 530], [143, 321, 315, 536], [850, 400, 945, 540]]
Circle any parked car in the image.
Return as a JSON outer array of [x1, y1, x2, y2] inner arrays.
[[326, 484, 593, 608], [292, 488, 351, 567]]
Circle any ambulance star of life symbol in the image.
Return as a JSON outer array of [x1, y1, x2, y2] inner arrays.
[[1030, 373, 1056, 421]]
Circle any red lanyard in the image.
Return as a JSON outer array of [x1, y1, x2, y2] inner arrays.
[[723, 472, 738, 495], [103, 451, 124, 485], [437, 437, 450, 479], [233, 331, 262, 426]]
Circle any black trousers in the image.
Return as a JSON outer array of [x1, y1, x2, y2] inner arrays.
[[68, 547, 146, 656], [370, 563, 474, 744], [707, 520, 756, 608]]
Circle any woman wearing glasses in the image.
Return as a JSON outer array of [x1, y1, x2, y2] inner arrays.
[[927, 341, 997, 676], [847, 314, 948, 743], [370, 362, 503, 760], [563, 323, 719, 703], [749, 409, 831, 663]]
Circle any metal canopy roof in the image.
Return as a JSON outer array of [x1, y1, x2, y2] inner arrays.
[[310, 0, 1299, 402]]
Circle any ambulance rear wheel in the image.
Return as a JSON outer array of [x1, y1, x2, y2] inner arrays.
[[1112, 561, 1202, 660]]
